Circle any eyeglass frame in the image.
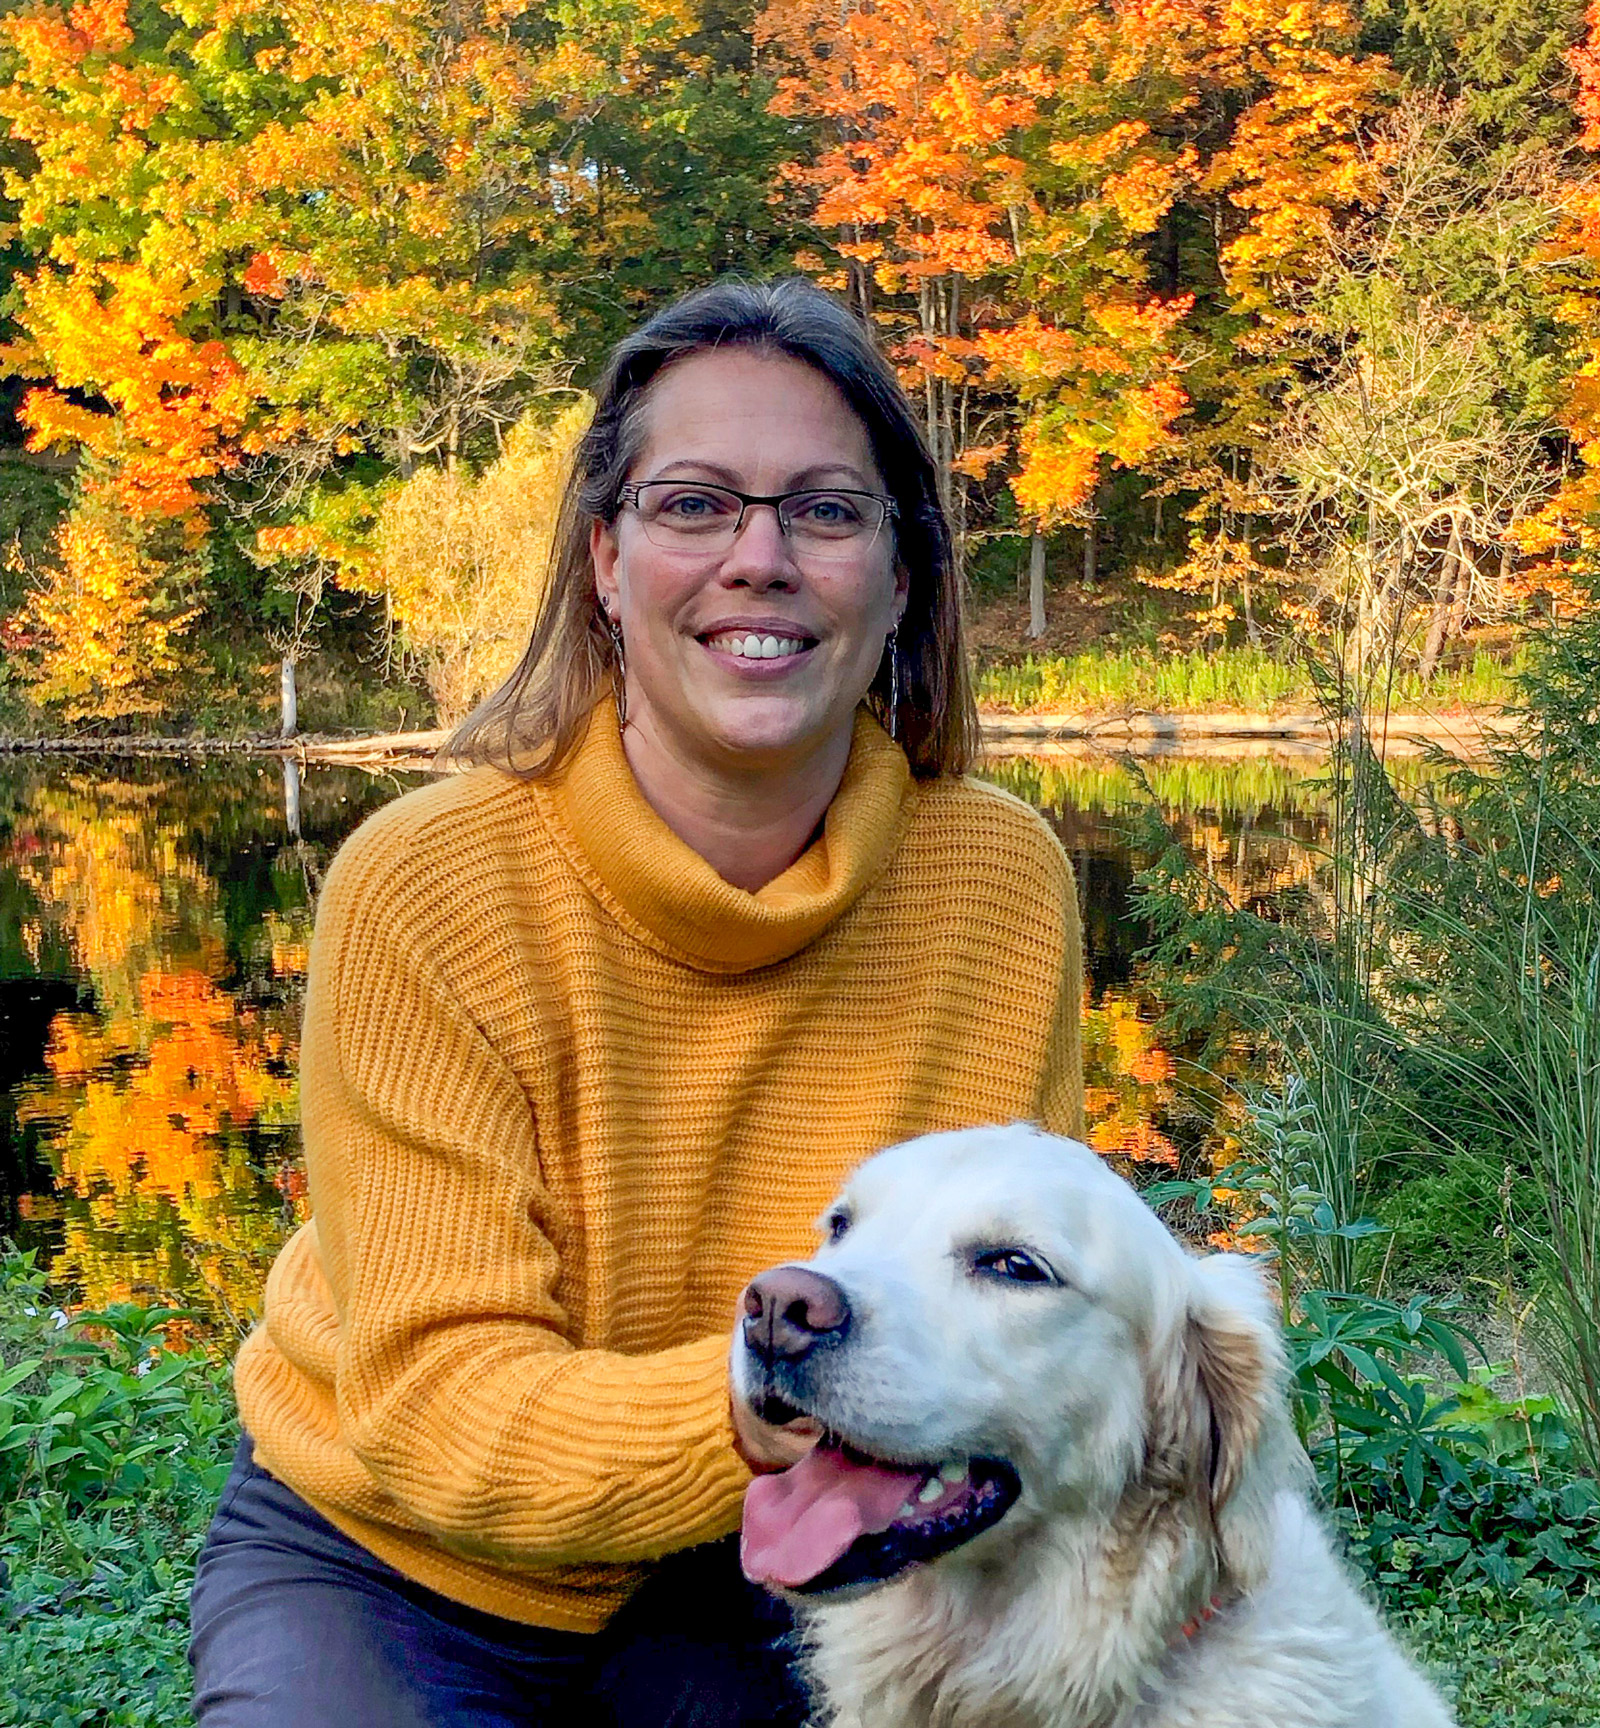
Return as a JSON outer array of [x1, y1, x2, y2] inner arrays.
[[616, 479, 900, 554]]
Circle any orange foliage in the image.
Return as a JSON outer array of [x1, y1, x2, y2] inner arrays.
[[759, 0, 1056, 505], [10, 773, 309, 1321], [1522, 1, 1600, 576], [5, 265, 245, 533]]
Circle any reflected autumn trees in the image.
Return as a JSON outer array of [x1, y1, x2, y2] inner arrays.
[[1, 750, 1349, 1329], [1, 762, 408, 1328]]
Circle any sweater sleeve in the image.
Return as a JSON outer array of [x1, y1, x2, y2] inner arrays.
[[300, 833, 752, 1570]]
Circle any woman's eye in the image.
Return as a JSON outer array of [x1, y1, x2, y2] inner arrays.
[[972, 1248, 1054, 1285], [793, 493, 862, 527], [662, 488, 732, 518]]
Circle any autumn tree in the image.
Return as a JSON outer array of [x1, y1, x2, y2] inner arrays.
[[758, 0, 1044, 554], [764, 0, 1386, 635], [1523, 1, 1600, 585], [1012, 0, 1387, 638], [370, 401, 589, 724], [1256, 92, 1582, 676], [0, 0, 763, 715], [20, 469, 200, 719]]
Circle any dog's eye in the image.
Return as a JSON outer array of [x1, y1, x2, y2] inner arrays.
[[825, 1211, 851, 1243], [972, 1248, 1055, 1285]]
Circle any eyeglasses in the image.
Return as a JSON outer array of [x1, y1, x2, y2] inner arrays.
[[618, 480, 898, 561]]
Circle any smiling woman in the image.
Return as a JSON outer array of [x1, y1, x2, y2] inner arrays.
[[589, 347, 909, 890], [190, 279, 1086, 1728]]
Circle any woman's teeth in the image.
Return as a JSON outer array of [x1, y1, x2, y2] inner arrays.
[[708, 633, 809, 660]]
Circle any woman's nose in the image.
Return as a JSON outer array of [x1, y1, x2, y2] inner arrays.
[[720, 504, 799, 586]]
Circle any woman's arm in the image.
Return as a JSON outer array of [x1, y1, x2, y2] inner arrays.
[[300, 839, 751, 1570]]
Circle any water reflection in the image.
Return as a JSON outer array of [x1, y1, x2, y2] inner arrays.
[[0, 749, 1351, 1328], [0, 760, 420, 1327]]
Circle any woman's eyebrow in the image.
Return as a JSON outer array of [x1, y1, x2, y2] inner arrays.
[[647, 458, 877, 488]]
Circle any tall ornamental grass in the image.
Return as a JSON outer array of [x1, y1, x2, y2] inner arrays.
[[1136, 610, 1600, 1471]]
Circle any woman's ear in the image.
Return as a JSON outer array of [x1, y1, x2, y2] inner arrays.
[[591, 518, 620, 614]]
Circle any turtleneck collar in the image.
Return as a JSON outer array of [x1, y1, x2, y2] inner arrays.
[[537, 704, 916, 973]]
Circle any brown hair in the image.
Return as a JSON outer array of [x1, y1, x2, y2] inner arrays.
[[445, 277, 978, 779]]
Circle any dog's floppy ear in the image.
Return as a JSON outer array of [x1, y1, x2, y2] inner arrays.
[[1148, 1252, 1287, 1590]]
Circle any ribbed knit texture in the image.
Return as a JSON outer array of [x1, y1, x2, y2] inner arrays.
[[235, 704, 1084, 1632]]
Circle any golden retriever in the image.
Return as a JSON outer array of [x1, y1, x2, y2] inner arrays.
[[730, 1124, 1455, 1728]]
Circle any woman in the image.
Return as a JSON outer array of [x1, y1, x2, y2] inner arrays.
[[190, 277, 1085, 1726]]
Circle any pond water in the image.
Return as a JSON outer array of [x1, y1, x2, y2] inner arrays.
[[0, 751, 1338, 1332]]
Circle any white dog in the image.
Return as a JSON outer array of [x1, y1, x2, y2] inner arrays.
[[730, 1125, 1455, 1728]]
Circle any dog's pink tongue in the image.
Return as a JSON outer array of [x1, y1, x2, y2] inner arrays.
[[742, 1445, 923, 1589]]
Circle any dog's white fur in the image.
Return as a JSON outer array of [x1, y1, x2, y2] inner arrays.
[[730, 1125, 1455, 1728]]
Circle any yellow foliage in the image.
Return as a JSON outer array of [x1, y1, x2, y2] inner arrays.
[[22, 485, 198, 720], [373, 399, 591, 724]]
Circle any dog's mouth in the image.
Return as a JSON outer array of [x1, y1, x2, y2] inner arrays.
[[741, 1432, 1020, 1597]]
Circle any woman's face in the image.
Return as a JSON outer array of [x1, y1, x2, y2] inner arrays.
[[591, 348, 907, 779]]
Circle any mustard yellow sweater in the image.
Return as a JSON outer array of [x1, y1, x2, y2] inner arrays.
[[235, 706, 1083, 1632]]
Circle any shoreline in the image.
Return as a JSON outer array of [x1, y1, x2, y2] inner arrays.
[[0, 706, 1513, 767]]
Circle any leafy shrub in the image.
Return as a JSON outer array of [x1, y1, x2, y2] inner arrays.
[[1338, 1452, 1600, 1613], [0, 1249, 236, 1728]]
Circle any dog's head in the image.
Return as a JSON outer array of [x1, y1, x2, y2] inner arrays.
[[732, 1124, 1288, 1600]]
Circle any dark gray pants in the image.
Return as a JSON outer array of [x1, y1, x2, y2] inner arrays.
[[189, 1436, 808, 1727]]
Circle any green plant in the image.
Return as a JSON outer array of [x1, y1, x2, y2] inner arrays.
[[1337, 1445, 1600, 1614], [0, 1249, 236, 1728]]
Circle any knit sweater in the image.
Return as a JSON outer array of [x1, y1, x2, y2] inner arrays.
[[234, 704, 1084, 1632]]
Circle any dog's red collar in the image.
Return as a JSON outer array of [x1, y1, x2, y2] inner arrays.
[[1177, 1594, 1226, 1641]]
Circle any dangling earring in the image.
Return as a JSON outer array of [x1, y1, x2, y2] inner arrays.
[[601, 599, 628, 730], [885, 624, 900, 742]]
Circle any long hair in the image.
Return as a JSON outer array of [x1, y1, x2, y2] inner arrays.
[[446, 277, 978, 779]]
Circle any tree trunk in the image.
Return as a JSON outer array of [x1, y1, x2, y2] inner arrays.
[[280, 656, 299, 738], [1083, 515, 1097, 589], [1028, 530, 1048, 638], [1418, 518, 1463, 683], [1446, 538, 1473, 646]]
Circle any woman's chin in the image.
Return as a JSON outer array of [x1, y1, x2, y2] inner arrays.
[[689, 696, 854, 774]]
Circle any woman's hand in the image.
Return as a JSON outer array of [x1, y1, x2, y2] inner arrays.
[[730, 1393, 822, 1475]]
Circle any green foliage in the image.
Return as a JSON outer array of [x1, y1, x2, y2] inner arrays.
[[1406, 1601, 1600, 1727], [1359, 0, 1590, 140], [0, 1249, 236, 1728], [1338, 1434, 1600, 1610]]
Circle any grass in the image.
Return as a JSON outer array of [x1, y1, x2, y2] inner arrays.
[[974, 645, 1524, 714], [1408, 1605, 1600, 1724]]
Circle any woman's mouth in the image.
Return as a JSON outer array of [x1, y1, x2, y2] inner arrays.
[[700, 630, 817, 663]]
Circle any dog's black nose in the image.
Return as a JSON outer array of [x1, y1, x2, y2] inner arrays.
[[742, 1266, 851, 1363]]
